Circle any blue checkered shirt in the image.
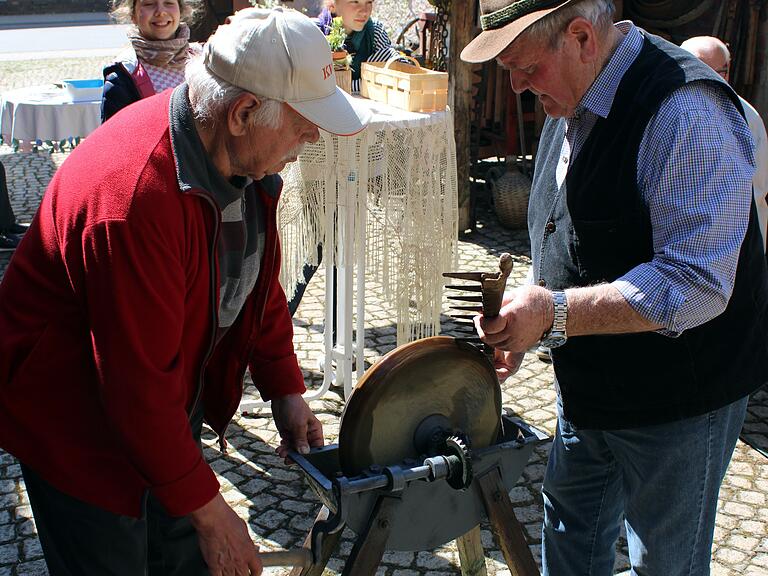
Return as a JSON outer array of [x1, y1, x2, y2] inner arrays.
[[559, 22, 756, 335]]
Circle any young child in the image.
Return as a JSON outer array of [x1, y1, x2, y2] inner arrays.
[[314, 0, 399, 93], [101, 0, 201, 122]]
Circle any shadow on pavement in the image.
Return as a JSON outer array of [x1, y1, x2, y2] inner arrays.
[[741, 383, 768, 458]]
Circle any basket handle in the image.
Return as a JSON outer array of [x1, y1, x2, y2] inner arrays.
[[383, 52, 422, 70]]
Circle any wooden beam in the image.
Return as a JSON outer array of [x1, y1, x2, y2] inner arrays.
[[448, 1, 477, 232], [457, 525, 488, 576], [477, 467, 539, 576]]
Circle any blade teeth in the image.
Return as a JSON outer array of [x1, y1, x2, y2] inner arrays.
[[450, 305, 484, 312], [447, 295, 484, 303], [449, 314, 477, 321], [445, 284, 483, 293], [442, 272, 484, 282], [454, 336, 483, 345]]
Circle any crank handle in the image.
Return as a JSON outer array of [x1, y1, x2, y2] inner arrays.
[[259, 548, 313, 568]]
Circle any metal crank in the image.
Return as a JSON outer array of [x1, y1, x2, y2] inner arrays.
[[443, 252, 514, 356]]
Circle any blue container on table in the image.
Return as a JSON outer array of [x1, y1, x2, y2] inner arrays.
[[62, 79, 104, 103]]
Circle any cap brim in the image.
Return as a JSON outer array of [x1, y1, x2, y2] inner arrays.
[[288, 87, 372, 136], [460, 4, 570, 63]]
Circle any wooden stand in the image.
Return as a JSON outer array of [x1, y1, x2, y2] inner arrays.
[[290, 467, 539, 576]]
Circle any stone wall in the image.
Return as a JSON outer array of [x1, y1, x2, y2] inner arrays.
[[0, 0, 111, 15], [371, 0, 433, 38]]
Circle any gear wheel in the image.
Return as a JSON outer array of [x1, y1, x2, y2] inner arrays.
[[444, 435, 473, 490]]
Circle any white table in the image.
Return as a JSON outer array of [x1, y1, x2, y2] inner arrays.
[[267, 98, 459, 404], [0, 85, 101, 146]]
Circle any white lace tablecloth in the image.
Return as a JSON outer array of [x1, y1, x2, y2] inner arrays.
[[277, 97, 459, 398], [0, 85, 101, 143]]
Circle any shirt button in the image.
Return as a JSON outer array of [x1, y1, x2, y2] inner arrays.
[[562, 155, 569, 164], [538, 279, 547, 287], [545, 221, 556, 233]]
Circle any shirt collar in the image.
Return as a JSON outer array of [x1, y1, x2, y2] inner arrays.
[[575, 21, 643, 120], [169, 84, 247, 205]]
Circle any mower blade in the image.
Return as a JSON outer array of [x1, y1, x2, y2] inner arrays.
[[447, 295, 484, 303], [445, 284, 483, 292]]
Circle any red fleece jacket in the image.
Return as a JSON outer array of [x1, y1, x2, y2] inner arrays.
[[0, 90, 306, 518]]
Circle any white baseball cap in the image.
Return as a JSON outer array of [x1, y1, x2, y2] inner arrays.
[[203, 7, 371, 136]]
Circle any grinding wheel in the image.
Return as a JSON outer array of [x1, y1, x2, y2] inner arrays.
[[339, 336, 501, 476]]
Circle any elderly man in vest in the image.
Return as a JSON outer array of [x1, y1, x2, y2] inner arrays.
[[0, 8, 370, 576], [464, 1, 768, 574]]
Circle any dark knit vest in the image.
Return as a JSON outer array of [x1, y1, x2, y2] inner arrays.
[[529, 32, 768, 429]]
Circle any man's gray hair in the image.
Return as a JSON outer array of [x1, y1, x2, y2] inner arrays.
[[185, 54, 283, 130], [522, 0, 616, 49]]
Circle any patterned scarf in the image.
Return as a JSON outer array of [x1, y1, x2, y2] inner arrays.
[[128, 22, 191, 71]]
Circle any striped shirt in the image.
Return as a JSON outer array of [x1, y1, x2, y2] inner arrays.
[[349, 19, 400, 93], [561, 22, 755, 335]]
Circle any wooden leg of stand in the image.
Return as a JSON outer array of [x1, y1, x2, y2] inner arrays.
[[476, 468, 540, 576], [341, 497, 398, 576], [456, 525, 488, 576], [289, 506, 342, 576]]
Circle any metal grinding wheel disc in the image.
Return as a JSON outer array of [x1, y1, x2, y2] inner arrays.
[[338, 336, 502, 477]]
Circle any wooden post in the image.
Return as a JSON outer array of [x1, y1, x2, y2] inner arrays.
[[449, 1, 477, 233], [456, 525, 488, 576], [341, 497, 398, 576], [476, 467, 540, 576]]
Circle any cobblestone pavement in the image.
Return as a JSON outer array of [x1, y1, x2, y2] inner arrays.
[[0, 56, 767, 576]]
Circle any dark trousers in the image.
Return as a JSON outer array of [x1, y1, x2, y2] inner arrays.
[[0, 159, 16, 230], [21, 409, 209, 575]]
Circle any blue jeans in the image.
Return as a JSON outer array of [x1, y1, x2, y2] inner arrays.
[[542, 395, 749, 576]]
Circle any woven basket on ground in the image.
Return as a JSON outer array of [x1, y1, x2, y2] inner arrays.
[[486, 166, 531, 229]]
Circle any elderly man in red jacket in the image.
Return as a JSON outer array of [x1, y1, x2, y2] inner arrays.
[[0, 8, 369, 576]]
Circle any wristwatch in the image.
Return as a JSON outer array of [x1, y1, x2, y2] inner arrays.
[[540, 290, 568, 348]]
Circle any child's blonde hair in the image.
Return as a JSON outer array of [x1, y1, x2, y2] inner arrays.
[[110, 0, 198, 25]]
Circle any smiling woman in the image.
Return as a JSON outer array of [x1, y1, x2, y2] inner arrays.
[[101, 0, 202, 122]]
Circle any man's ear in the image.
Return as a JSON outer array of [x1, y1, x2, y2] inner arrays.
[[567, 17, 598, 63], [228, 93, 262, 136]]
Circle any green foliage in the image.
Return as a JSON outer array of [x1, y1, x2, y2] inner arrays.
[[327, 17, 347, 52]]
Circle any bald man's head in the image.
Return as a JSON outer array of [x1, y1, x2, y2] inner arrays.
[[681, 36, 731, 82]]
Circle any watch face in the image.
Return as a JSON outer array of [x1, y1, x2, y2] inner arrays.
[[541, 334, 567, 349]]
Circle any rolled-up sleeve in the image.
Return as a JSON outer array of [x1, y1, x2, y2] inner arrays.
[[613, 82, 755, 335]]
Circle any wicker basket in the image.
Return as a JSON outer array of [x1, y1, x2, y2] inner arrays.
[[335, 68, 352, 94], [361, 54, 448, 113], [486, 166, 531, 229], [332, 50, 353, 94]]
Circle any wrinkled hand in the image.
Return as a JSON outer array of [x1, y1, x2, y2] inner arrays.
[[475, 285, 553, 353], [189, 493, 262, 576], [493, 348, 525, 382], [272, 393, 324, 461]]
